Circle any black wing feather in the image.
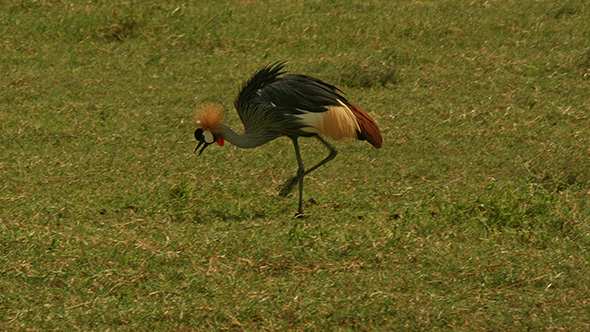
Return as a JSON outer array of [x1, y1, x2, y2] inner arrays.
[[234, 63, 347, 138], [260, 74, 347, 113]]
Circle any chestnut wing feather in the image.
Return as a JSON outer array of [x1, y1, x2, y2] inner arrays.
[[345, 102, 383, 148]]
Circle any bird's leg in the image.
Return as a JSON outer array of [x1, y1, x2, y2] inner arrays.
[[301, 136, 338, 175], [279, 136, 338, 197], [291, 138, 306, 217]]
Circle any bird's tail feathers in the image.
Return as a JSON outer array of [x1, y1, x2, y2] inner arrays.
[[196, 102, 226, 133]]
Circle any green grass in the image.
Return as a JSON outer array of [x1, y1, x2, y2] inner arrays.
[[1, 0, 590, 330]]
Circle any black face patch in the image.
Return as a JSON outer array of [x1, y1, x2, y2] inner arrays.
[[194, 128, 212, 155]]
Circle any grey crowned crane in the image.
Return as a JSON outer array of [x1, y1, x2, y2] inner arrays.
[[194, 63, 382, 216]]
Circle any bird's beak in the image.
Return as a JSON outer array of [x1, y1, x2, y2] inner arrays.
[[194, 140, 209, 155]]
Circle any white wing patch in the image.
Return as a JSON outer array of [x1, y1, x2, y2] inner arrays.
[[295, 111, 323, 134], [295, 100, 360, 140]]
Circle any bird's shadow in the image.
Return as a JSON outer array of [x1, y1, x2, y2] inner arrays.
[[278, 176, 298, 197]]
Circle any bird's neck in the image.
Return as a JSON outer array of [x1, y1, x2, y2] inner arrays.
[[218, 124, 270, 149]]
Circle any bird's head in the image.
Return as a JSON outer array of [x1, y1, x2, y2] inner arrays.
[[194, 128, 224, 155], [194, 102, 226, 155]]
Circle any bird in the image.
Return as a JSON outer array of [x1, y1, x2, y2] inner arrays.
[[194, 62, 382, 216]]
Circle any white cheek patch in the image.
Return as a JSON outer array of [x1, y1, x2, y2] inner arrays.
[[203, 130, 214, 143]]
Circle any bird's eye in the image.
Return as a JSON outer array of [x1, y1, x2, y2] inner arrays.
[[203, 130, 214, 143]]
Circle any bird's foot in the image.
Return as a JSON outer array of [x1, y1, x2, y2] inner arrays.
[[279, 176, 298, 197], [294, 212, 305, 219]]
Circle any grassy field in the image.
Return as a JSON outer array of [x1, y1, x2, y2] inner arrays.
[[1, 0, 590, 330]]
